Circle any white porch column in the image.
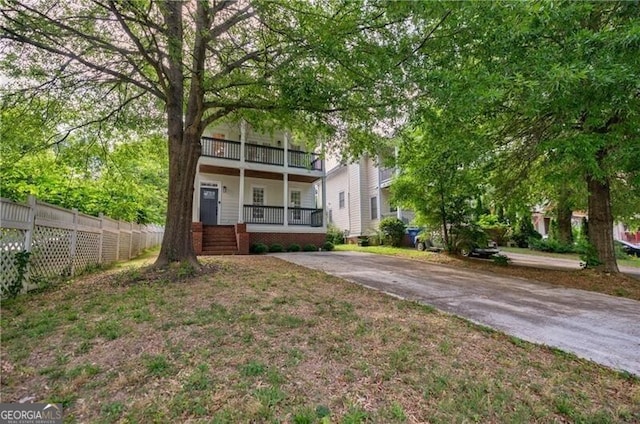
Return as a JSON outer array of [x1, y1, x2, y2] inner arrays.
[[240, 119, 247, 163], [283, 173, 288, 226], [238, 168, 245, 223], [283, 132, 289, 168], [321, 175, 327, 229]]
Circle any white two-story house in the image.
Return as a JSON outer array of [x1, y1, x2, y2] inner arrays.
[[325, 154, 413, 243], [192, 120, 327, 254]]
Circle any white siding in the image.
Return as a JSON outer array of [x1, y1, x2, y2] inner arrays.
[[363, 156, 380, 231], [204, 122, 288, 149], [204, 122, 241, 141], [325, 154, 343, 173], [246, 124, 287, 148], [326, 166, 350, 233], [350, 160, 364, 236]]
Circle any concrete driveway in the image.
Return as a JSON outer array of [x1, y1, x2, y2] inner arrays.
[[273, 251, 640, 376]]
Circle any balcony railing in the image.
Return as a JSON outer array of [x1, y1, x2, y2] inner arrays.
[[379, 167, 395, 184], [289, 150, 323, 171], [201, 137, 241, 160], [244, 205, 323, 227], [201, 137, 322, 171], [245, 143, 284, 166]]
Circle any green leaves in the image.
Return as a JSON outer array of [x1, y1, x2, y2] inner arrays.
[[0, 103, 168, 224]]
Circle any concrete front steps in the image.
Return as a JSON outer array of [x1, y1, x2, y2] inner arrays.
[[201, 225, 239, 255]]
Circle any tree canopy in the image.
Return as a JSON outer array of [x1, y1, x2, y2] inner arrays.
[[1, 97, 168, 223], [394, 1, 640, 272], [1, 0, 449, 265]]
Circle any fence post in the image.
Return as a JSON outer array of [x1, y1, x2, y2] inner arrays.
[[69, 208, 78, 275], [24, 195, 36, 253], [98, 213, 104, 264], [129, 223, 133, 259]]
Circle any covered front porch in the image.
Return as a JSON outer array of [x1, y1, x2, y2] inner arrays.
[[192, 165, 326, 254]]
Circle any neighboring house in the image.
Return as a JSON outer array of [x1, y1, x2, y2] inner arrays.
[[192, 120, 326, 254], [325, 154, 414, 242], [531, 209, 587, 237], [532, 208, 640, 243], [614, 222, 640, 244]]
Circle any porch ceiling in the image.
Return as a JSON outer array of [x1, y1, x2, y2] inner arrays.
[[288, 174, 319, 183], [199, 164, 240, 176], [199, 164, 319, 183]]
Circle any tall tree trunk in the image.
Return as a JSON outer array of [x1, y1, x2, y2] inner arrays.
[[438, 185, 450, 251], [157, 133, 201, 266], [155, 1, 200, 267], [556, 186, 573, 245], [586, 174, 619, 273]]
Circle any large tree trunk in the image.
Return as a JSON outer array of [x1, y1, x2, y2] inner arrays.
[[155, 1, 201, 267], [556, 186, 573, 246], [156, 132, 201, 266], [586, 174, 619, 273]]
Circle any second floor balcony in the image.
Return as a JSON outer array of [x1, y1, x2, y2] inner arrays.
[[201, 137, 323, 171], [379, 167, 396, 187]]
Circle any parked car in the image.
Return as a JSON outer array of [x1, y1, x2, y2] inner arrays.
[[415, 235, 443, 252], [415, 232, 500, 258], [616, 240, 640, 257], [461, 243, 500, 259]]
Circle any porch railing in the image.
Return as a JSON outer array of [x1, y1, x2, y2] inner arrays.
[[244, 205, 323, 227], [201, 137, 322, 170], [201, 137, 241, 160]]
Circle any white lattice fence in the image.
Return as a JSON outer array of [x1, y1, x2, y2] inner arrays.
[[75, 231, 101, 272], [0, 228, 27, 291], [30, 226, 72, 277], [102, 230, 119, 263], [119, 231, 132, 260], [0, 196, 164, 296]]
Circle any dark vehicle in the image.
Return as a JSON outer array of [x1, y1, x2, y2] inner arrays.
[[415, 232, 500, 258], [461, 243, 500, 259], [616, 240, 640, 257]]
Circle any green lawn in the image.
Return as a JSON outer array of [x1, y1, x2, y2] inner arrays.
[[1, 255, 638, 423]]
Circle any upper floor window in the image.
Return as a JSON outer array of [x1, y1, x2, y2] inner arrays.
[[339, 191, 345, 209]]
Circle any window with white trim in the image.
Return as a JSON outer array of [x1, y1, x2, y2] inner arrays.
[[339, 191, 345, 209], [370, 196, 378, 220]]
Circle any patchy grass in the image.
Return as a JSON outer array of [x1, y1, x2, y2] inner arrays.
[[1, 256, 639, 423], [336, 244, 640, 301]]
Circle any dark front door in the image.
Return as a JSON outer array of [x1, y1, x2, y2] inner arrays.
[[200, 187, 219, 225]]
